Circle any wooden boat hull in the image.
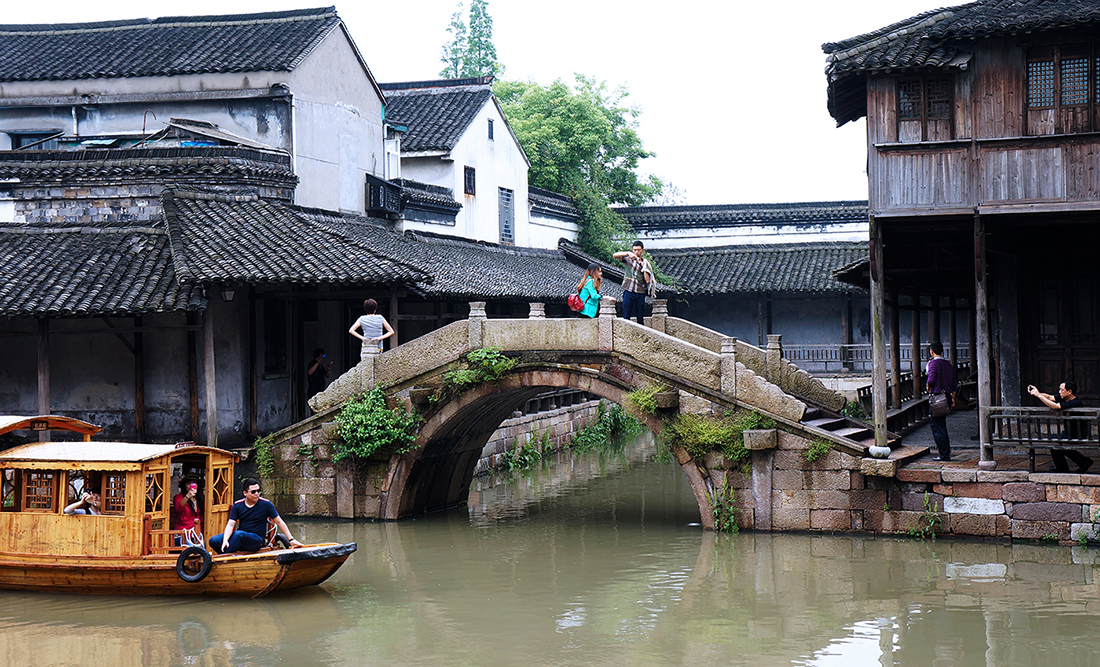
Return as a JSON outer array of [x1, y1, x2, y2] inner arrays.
[[0, 542, 356, 597]]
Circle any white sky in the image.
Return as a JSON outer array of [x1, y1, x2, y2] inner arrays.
[[6, 0, 952, 205]]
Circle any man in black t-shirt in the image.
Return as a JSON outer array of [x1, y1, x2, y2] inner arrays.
[[1028, 380, 1092, 473], [209, 478, 304, 554]]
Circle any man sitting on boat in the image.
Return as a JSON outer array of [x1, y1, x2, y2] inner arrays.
[[63, 490, 101, 515], [209, 478, 303, 554]]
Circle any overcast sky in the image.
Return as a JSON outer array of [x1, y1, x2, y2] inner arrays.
[[7, 0, 952, 205]]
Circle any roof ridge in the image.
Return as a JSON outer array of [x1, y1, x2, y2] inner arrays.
[[0, 7, 336, 36]]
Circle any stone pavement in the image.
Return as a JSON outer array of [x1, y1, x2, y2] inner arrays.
[[901, 406, 1063, 471]]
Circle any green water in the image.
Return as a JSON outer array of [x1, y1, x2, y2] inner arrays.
[[3, 432, 1100, 666]]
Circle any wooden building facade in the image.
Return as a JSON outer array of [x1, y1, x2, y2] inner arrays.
[[825, 0, 1100, 463]]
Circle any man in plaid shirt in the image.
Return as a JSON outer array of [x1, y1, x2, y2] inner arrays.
[[613, 240, 654, 325]]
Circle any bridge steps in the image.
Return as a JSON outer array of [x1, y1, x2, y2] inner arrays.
[[801, 407, 908, 456]]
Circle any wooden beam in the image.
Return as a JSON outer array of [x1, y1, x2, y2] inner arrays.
[[37, 318, 50, 443], [134, 315, 145, 442], [249, 288, 257, 437], [203, 308, 217, 448], [389, 287, 399, 348], [975, 213, 995, 469], [870, 217, 889, 449], [911, 289, 922, 399], [187, 312, 199, 442], [949, 296, 958, 367], [890, 286, 901, 410]]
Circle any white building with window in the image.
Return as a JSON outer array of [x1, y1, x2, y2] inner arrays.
[[381, 78, 540, 246]]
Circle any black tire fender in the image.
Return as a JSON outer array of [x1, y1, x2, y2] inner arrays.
[[272, 534, 291, 550], [176, 546, 213, 583]]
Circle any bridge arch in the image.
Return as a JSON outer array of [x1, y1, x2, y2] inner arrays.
[[377, 365, 713, 521]]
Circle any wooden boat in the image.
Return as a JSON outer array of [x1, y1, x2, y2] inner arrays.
[[0, 416, 355, 597]]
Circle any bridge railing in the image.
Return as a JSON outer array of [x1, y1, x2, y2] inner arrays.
[[309, 299, 844, 419]]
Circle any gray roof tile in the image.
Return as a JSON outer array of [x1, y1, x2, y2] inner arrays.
[[617, 201, 868, 232], [0, 7, 340, 82], [382, 79, 493, 153]]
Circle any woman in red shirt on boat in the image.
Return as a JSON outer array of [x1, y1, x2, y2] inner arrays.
[[172, 478, 201, 534]]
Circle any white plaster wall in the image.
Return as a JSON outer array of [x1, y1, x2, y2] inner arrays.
[[289, 30, 385, 213], [399, 98, 529, 245], [528, 212, 578, 249], [635, 222, 869, 248]]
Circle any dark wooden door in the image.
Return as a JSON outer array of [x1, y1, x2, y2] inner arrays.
[[1030, 274, 1100, 402]]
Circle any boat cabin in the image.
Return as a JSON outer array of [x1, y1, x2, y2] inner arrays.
[[0, 440, 237, 558]]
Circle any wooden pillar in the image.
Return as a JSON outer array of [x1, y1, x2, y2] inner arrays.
[[869, 217, 889, 450], [911, 289, 922, 398], [931, 294, 942, 346], [975, 213, 995, 469], [841, 297, 853, 370], [187, 312, 199, 441], [37, 317, 51, 442], [889, 288, 901, 410], [757, 293, 765, 346], [389, 288, 400, 347], [203, 307, 217, 448], [949, 297, 959, 368], [248, 289, 257, 437], [968, 304, 977, 379], [134, 315, 145, 441]]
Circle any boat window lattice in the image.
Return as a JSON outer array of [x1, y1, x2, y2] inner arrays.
[[104, 474, 125, 515], [22, 471, 56, 512]]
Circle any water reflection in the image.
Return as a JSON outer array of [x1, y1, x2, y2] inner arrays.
[[5, 432, 1100, 666]]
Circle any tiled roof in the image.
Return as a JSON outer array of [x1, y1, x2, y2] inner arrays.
[[650, 242, 868, 296], [0, 147, 296, 188], [823, 0, 1100, 125], [163, 192, 430, 286], [617, 201, 868, 232], [530, 186, 579, 221], [393, 178, 461, 212], [0, 7, 341, 82], [0, 222, 205, 316], [382, 80, 494, 153]]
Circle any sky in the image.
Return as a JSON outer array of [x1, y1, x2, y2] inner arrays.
[[5, 0, 953, 205]]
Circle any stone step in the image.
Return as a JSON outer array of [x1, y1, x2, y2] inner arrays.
[[803, 417, 849, 431], [834, 426, 873, 440]]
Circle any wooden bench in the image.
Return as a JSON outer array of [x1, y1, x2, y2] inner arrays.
[[988, 407, 1100, 472]]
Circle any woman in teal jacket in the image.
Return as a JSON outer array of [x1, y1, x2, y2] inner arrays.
[[576, 263, 603, 318]]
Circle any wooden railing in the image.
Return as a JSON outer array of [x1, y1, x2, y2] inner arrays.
[[783, 344, 971, 374], [988, 406, 1100, 472]]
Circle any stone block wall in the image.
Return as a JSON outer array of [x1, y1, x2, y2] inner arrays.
[[473, 400, 601, 476]]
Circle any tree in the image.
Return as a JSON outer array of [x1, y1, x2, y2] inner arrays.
[[439, 5, 468, 79], [495, 76, 665, 260], [463, 0, 499, 78], [438, 0, 499, 79]]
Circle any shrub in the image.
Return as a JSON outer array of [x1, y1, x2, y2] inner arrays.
[[334, 387, 420, 462], [841, 401, 867, 420], [253, 434, 276, 478], [442, 347, 517, 394], [663, 409, 776, 462], [570, 403, 642, 454], [627, 383, 666, 415], [802, 438, 832, 463]]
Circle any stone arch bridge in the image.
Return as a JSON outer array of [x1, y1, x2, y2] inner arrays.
[[271, 300, 923, 529]]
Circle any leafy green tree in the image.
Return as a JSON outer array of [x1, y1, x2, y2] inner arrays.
[[495, 76, 664, 259], [463, 0, 499, 77], [439, 5, 468, 79], [439, 0, 499, 79]]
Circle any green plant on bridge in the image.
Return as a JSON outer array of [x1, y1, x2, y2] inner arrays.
[[840, 401, 867, 420], [501, 429, 550, 471], [253, 434, 276, 478], [802, 438, 832, 463], [710, 475, 740, 533], [663, 409, 776, 463], [442, 347, 518, 394], [627, 382, 667, 415], [334, 387, 420, 462]]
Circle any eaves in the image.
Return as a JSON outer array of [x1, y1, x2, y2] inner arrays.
[[0, 86, 292, 108]]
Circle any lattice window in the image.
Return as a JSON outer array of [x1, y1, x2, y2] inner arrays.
[[897, 78, 922, 120], [927, 78, 952, 119], [1028, 59, 1056, 108], [212, 467, 231, 506], [103, 474, 125, 515], [1, 469, 17, 511], [1061, 57, 1089, 105], [22, 471, 56, 512], [145, 470, 165, 513]]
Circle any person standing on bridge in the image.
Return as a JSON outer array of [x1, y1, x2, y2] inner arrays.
[[350, 298, 395, 359], [575, 263, 604, 318], [613, 240, 654, 325]]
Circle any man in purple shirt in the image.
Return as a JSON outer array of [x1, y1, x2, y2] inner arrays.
[[926, 341, 958, 461]]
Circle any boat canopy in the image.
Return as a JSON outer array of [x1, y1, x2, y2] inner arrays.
[[0, 415, 101, 440]]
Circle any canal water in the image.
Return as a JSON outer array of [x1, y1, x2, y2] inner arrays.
[[4, 432, 1100, 666]]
